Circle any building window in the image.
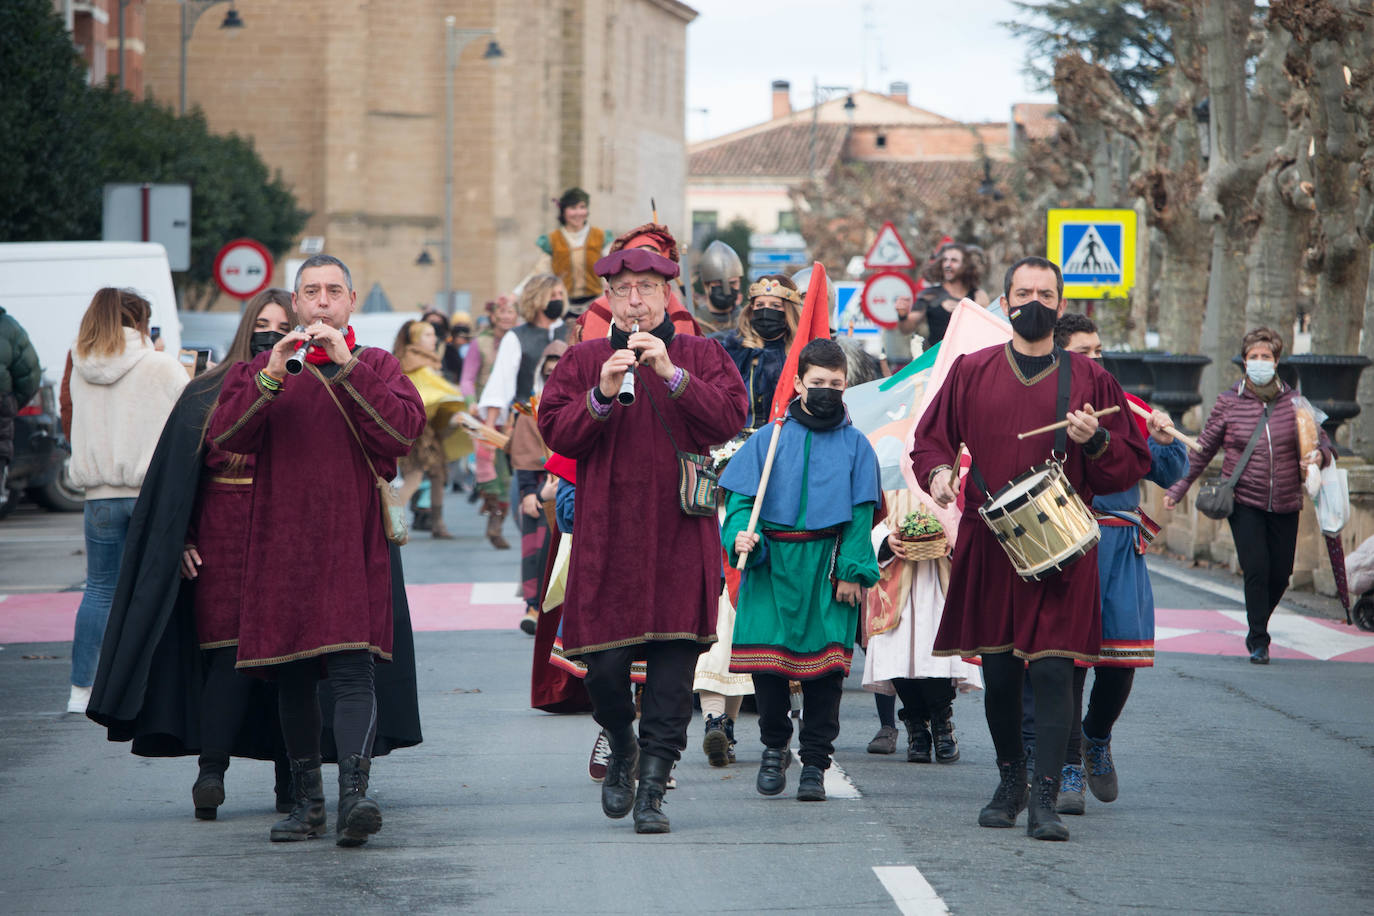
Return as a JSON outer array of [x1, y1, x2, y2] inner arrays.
[[692, 211, 719, 249], [777, 211, 799, 233], [876, 132, 888, 149]]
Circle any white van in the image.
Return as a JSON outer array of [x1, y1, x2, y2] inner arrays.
[[0, 241, 181, 382]]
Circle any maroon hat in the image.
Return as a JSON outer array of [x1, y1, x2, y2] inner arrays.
[[594, 247, 680, 280]]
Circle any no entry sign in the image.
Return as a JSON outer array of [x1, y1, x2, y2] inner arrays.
[[860, 270, 919, 329], [213, 238, 273, 300]]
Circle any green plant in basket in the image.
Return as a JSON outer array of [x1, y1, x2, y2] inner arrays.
[[897, 508, 944, 539]]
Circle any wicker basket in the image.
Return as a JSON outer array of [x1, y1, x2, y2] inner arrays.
[[893, 532, 948, 562]]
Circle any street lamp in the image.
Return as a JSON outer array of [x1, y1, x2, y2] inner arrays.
[[441, 15, 504, 315], [809, 80, 854, 178], [180, 0, 244, 115]]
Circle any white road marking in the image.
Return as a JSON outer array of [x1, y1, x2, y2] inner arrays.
[[468, 582, 526, 606], [873, 865, 950, 915], [790, 749, 861, 798]]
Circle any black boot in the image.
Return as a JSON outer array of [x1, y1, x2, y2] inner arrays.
[[1027, 773, 1071, 841], [600, 727, 638, 819], [900, 710, 932, 763], [702, 714, 731, 768], [931, 705, 960, 763], [269, 758, 326, 842], [273, 757, 293, 814], [192, 751, 229, 820], [796, 764, 826, 802], [756, 746, 789, 796], [632, 754, 672, 834], [977, 758, 1029, 828], [336, 754, 383, 847], [412, 508, 432, 531]]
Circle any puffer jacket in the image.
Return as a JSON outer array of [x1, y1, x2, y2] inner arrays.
[[1167, 380, 1335, 514], [0, 307, 42, 463]]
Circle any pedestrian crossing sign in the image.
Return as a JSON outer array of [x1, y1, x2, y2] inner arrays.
[[1046, 208, 1136, 299]]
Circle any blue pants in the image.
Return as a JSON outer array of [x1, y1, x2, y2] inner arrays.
[[71, 497, 137, 686]]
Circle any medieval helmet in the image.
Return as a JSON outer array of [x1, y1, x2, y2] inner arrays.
[[698, 240, 743, 287], [789, 264, 837, 315]]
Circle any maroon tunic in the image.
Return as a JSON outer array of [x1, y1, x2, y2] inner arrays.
[[207, 348, 425, 671], [910, 344, 1151, 661], [537, 334, 748, 658], [186, 444, 254, 648]]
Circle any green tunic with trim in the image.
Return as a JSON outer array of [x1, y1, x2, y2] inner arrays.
[[723, 413, 881, 679]]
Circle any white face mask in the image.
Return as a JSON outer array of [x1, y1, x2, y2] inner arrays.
[[1245, 359, 1276, 386]]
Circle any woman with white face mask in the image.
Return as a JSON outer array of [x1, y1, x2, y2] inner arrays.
[[1162, 327, 1336, 664]]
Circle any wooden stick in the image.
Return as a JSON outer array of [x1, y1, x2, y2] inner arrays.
[[947, 442, 964, 489], [1016, 405, 1120, 440], [1127, 399, 1202, 451], [736, 420, 784, 570]]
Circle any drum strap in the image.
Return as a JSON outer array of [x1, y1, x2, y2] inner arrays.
[[967, 349, 1070, 505]]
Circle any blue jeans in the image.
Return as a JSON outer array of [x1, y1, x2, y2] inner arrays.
[[71, 497, 137, 687]]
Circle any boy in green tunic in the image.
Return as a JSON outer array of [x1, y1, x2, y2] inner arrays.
[[721, 339, 881, 801]]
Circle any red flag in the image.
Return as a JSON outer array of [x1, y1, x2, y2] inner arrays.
[[768, 261, 832, 421]]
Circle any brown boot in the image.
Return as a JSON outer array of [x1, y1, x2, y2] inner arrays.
[[486, 504, 510, 549], [431, 520, 454, 539]]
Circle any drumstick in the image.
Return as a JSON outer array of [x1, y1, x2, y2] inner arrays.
[[947, 443, 964, 489], [1127, 400, 1201, 451], [1016, 405, 1120, 440]]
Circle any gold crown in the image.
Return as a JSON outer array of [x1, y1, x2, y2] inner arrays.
[[748, 278, 802, 305]]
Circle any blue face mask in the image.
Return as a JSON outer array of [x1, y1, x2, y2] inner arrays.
[[1245, 359, 1276, 386]]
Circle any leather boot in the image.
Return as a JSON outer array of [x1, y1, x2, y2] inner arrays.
[[431, 518, 454, 539], [900, 710, 932, 763], [600, 727, 638, 819], [269, 758, 326, 842], [412, 508, 432, 531], [1027, 773, 1071, 841], [632, 754, 672, 834], [756, 746, 789, 796], [336, 754, 383, 847], [702, 714, 731, 768], [273, 757, 293, 814], [192, 751, 229, 820], [977, 758, 1029, 828], [931, 705, 960, 763], [486, 503, 510, 550], [796, 764, 826, 802]]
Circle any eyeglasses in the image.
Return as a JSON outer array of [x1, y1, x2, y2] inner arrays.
[[607, 280, 663, 299]]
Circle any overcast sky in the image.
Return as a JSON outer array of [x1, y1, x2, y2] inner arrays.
[[684, 0, 1054, 141]]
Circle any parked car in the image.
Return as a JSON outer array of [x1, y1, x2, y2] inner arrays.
[[0, 382, 82, 519]]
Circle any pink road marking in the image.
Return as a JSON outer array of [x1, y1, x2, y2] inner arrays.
[[1329, 645, 1374, 663], [0, 593, 81, 642], [405, 583, 523, 632], [1156, 609, 1244, 630]]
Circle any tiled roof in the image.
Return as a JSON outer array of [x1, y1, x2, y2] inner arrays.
[[841, 160, 1009, 198], [689, 123, 849, 179], [1013, 103, 1061, 140]]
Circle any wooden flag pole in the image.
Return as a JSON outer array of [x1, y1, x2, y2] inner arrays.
[[735, 420, 784, 570]]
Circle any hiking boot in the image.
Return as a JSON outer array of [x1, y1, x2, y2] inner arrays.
[[1056, 763, 1086, 815], [601, 727, 638, 819], [269, 758, 326, 842], [931, 705, 959, 763], [977, 758, 1029, 828], [192, 752, 228, 821], [519, 608, 538, 635], [1028, 773, 1070, 841], [796, 765, 826, 802], [336, 755, 382, 847], [702, 714, 731, 767], [900, 710, 932, 763], [588, 729, 612, 784], [632, 755, 672, 834], [756, 747, 789, 796], [866, 724, 899, 755], [1083, 731, 1118, 802]]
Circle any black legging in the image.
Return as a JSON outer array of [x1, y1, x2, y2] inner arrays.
[[200, 647, 257, 756], [1228, 504, 1300, 651], [276, 650, 377, 762], [891, 677, 956, 720], [983, 652, 1073, 781]]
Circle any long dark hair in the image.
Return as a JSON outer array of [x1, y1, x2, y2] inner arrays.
[[197, 288, 297, 389]]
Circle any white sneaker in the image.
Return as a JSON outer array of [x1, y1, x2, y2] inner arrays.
[[67, 685, 91, 714]]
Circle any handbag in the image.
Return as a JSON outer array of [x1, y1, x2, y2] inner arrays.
[[317, 363, 410, 545], [1195, 402, 1269, 521], [640, 368, 720, 517]]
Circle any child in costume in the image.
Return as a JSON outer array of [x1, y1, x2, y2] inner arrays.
[[721, 338, 881, 802]]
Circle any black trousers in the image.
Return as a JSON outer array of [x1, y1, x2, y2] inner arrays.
[[582, 640, 700, 763], [1228, 504, 1300, 651], [753, 671, 844, 769], [892, 677, 956, 721], [276, 650, 377, 763]]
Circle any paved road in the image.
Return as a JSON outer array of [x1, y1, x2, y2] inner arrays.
[[2, 496, 1373, 914]]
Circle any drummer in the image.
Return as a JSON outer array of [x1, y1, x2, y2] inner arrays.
[[910, 256, 1150, 842]]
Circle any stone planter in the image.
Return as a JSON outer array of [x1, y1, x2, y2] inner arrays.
[[1142, 354, 1212, 430], [1286, 354, 1371, 453], [1102, 351, 1153, 402], [1228, 354, 1299, 389]]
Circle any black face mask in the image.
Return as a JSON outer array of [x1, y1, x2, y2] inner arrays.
[[544, 299, 565, 320], [1008, 299, 1058, 342], [250, 330, 286, 356], [708, 286, 737, 314], [751, 308, 787, 340], [805, 386, 844, 420]]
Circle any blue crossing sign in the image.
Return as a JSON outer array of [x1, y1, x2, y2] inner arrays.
[[1046, 209, 1136, 298]]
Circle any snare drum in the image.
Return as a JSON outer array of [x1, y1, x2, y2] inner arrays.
[[978, 461, 1100, 581]]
